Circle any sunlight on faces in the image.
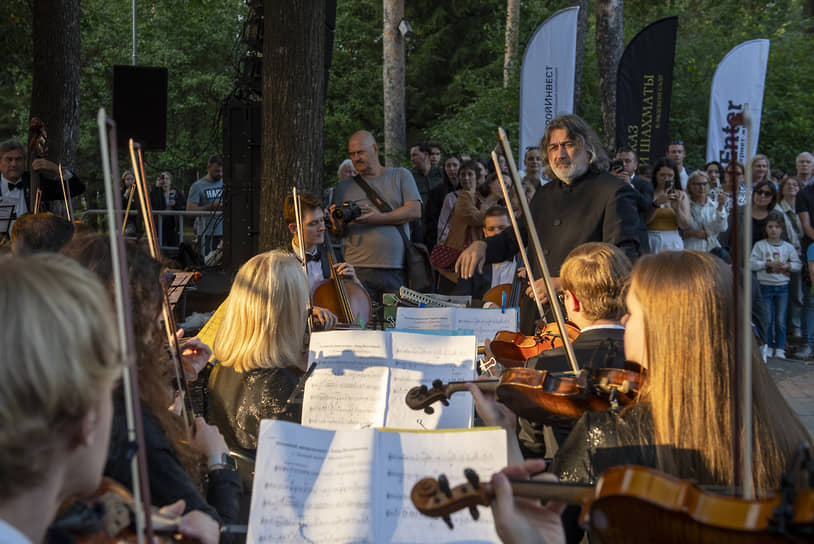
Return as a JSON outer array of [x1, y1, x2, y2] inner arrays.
[[546, 128, 589, 183], [291, 207, 325, 250], [483, 214, 510, 238], [348, 133, 377, 176]]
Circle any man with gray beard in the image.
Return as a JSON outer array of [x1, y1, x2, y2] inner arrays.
[[456, 114, 640, 333]]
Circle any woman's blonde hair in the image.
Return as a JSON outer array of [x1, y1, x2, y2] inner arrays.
[[214, 250, 309, 372], [560, 242, 631, 321], [0, 254, 122, 500], [631, 250, 811, 489]]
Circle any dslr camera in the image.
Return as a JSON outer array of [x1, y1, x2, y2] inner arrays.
[[331, 200, 362, 224]]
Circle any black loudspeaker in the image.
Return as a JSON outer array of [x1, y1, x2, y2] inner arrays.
[[223, 99, 262, 273], [113, 65, 168, 151]]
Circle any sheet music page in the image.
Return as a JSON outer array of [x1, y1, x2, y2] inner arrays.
[[374, 428, 506, 543], [395, 307, 455, 331], [385, 331, 476, 430], [453, 308, 519, 345], [303, 330, 391, 429], [396, 307, 518, 345], [248, 420, 377, 543]]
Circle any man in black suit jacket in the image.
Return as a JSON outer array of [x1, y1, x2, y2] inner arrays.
[[517, 242, 633, 458], [614, 146, 653, 254], [0, 139, 84, 232], [456, 115, 641, 333]]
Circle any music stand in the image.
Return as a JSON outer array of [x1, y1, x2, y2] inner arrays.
[[0, 203, 16, 241]]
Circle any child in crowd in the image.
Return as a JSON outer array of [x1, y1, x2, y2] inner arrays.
[[751, 210, 801, 359]]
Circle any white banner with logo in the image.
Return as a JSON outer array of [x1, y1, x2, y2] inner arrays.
[[518, 6, 579, 165], [706, 39, 770, 165]]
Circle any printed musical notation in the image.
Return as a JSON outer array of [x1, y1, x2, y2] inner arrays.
[[248, 420, 505, 544], [303, 330, 477, 430], [395, 307, 519, 346]]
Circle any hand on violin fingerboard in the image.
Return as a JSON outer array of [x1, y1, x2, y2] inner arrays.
[[491, 460, 566, 544]]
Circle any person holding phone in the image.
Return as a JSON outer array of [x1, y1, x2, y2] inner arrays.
[[613, 147, 653, 254], [646, 157, 690, 253]]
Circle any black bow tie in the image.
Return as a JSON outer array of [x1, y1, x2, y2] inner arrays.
[[305, 250, 321, 263], [7, 181, 23, 192]]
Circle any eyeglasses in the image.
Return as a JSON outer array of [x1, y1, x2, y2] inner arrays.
[[689, 182, 709, 187], [756, 190, 773, 196]]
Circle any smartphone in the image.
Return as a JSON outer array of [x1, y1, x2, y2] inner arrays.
[[610, 159, 624, 172]]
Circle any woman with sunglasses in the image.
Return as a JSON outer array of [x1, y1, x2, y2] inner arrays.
[[682, 170, 728, 252]]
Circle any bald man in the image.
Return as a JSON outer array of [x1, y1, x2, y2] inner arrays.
[[328, 131, 422, 304]]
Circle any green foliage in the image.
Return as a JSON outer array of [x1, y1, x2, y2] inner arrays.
[[0, 0, 33, 138], [325, 0, 814, 180], [78, 0, 247, 198]]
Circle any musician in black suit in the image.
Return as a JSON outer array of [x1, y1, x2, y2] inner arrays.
[[283, 191, 362, 330], [0, 139, 85, 228], [453, 205, 518, 303], [455, 115, 640, 334]]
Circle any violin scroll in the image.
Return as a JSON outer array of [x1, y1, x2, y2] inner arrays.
[[411, 469, 494, 529], [405, 379, 450, 414]]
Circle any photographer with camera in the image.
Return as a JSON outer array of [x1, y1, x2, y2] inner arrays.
[[613, 147, 653, 254], [328, 131, 422, 305], [149, 171, 186, 247]]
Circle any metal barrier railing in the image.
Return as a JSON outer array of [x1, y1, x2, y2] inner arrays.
[[82, 209, 223, 253]]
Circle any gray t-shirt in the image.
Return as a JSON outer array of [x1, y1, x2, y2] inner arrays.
[[187, 177, 223, 236], [332, 167, 421, 269]]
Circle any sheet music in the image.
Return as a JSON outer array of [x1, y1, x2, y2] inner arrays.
[[386, 331, 476, 429], [375, 428, 506, 543], [304, 331, 476, 430], [248, 421, 377, 543], [395, 307, 519, 346], [248, 420, 505, 543]]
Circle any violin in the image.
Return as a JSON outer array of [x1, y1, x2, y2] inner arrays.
[[311, 246, 372, 328], [56, 477, 180, 543], [488, 320, 581, 367], [405, 365, 642, 422], [411, 464, 814, 541]]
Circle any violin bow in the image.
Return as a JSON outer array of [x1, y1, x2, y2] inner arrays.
[[128, 140, 195, 433], [97, 109, 155, 543], [738, 105, 755, 499], [57, 164, 75, 224], [292, 187, 316, 336], [496, 128, 580, 374], [490, 151, 545, 318], [122, 178, 138, 234]]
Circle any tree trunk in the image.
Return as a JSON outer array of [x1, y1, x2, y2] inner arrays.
[[504, 0, 520, 87], [382, 0, 406, 166], [260, 0, 326, 252], [596, 0, 624, 150], [571, 0, 589, 115], [30, 0, 80, 169]]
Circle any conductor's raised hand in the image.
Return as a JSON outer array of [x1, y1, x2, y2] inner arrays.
[[455, 240, 487, 279]]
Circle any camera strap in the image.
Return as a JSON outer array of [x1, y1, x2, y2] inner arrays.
[[352, 174, 411, 246]]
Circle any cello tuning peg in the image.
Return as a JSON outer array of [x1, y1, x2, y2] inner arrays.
[[432, 379, 444, 389], [442, 515, 454, 529], [468, 505, 480, 520], [438, 474, 452, 497], [440, 398, 449, 406], [423, 406, 435, 415], [419, 384, 428, 394], [464, 468, 480, 489]]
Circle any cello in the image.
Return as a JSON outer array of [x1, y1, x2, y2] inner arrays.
[[310, 245, 372, 328]]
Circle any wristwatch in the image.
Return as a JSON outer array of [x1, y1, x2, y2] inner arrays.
[[208, 452, 238, 471]]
